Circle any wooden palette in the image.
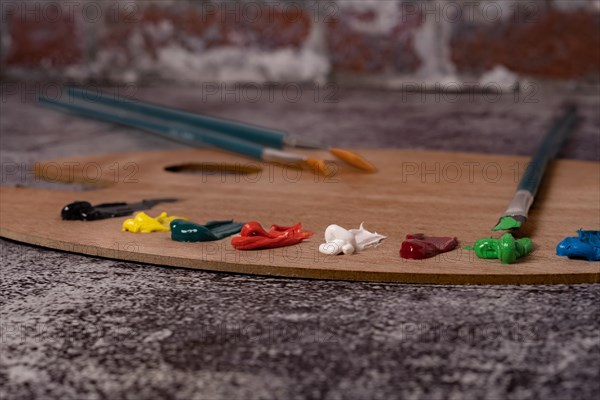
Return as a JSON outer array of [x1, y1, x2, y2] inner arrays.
[[1, 149, 598, 284]]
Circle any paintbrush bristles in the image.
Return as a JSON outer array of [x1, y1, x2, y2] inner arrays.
[[329, 148, 378, 173], [305, 158, 328, 176]]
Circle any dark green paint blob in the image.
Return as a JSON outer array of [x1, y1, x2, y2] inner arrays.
[[492, 216, 523, 231], [465, 233, 533, 264], [171, 220, 244, 242]]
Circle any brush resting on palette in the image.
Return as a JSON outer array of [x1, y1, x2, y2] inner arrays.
[[42, 88, 378, 175]]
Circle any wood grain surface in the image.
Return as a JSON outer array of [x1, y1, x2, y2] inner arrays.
[[1, 149, 598, 284]]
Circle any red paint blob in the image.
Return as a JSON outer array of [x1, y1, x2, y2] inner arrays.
[[231, 222, 313, 250], [400, 234, 458, 260]]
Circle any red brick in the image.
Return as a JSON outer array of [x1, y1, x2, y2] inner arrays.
[[451, 9, 600, 79], [326, 9, 422, 73], [5, 4, 82, 66], [97, 3, 312, 64], [246, 7, 312, 50]]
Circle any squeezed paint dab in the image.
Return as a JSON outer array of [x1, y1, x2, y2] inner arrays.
[[319, 223, 386, 255], [492, 216, 523, 231], [231, 222, 312, 250], [61, 198, 177, 221], [465, 233, 532, 264], [122, 212, 188, 233], [400, 234, 458, 260], [171, 220, 245, 242], [556, 230, 600, 261]]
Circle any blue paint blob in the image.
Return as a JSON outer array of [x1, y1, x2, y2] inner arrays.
[[556, 230, 600, 261]]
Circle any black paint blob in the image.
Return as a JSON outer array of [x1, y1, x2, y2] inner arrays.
[[61, 199, 177, 221]]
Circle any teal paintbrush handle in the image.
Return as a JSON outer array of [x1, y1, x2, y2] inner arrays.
[[517, 105, 578, 196], [67, 87, 287, 149], [38, 97, 265, 160]]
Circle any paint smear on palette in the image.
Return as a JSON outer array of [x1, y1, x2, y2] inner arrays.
[[464, 233, 533, 264], [231, 222, 312, 250], [492, 216, 522, 231], [123, 212, 188, 233], [61, 198, 177, 221], [400, 234, 458, 260], [319, 223, 386, 255]]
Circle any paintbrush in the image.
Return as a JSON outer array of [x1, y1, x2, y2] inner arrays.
[[492, 104, 579, 231], [66, 87, 377, 173], [38, 97, 328, 175]]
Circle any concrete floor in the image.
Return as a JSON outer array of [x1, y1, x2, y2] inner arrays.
[[1, 83, 599, 400]]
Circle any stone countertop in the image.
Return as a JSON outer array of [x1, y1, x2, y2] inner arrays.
[[1, 84, 599, 400]]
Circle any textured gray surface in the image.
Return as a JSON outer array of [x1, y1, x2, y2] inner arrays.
[[1, 84, 599, 400]]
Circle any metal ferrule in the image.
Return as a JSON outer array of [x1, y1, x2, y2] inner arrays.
[[262, 148, 305, 164], [503, 190, 534, 218], [283, 136, 326, 150]]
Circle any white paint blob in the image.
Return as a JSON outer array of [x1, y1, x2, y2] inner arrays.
[[319, 223, 386, 256]]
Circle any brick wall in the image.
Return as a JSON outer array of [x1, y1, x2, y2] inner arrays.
[[1, 0, 599, 84]]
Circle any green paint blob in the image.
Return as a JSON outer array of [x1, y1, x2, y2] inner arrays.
[[171, 220, 244, 242], [492, 216, 523, 231], [467, 233, 533, 264]]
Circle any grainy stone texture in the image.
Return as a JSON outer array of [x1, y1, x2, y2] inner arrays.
[[1, 84, 599, 400]]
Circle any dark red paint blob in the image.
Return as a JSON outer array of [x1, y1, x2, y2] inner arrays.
[[231, 222, 313, 250], [400, 234, 458, 260]]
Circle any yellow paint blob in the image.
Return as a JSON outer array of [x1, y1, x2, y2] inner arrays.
[[122, 212, 188, 233]]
